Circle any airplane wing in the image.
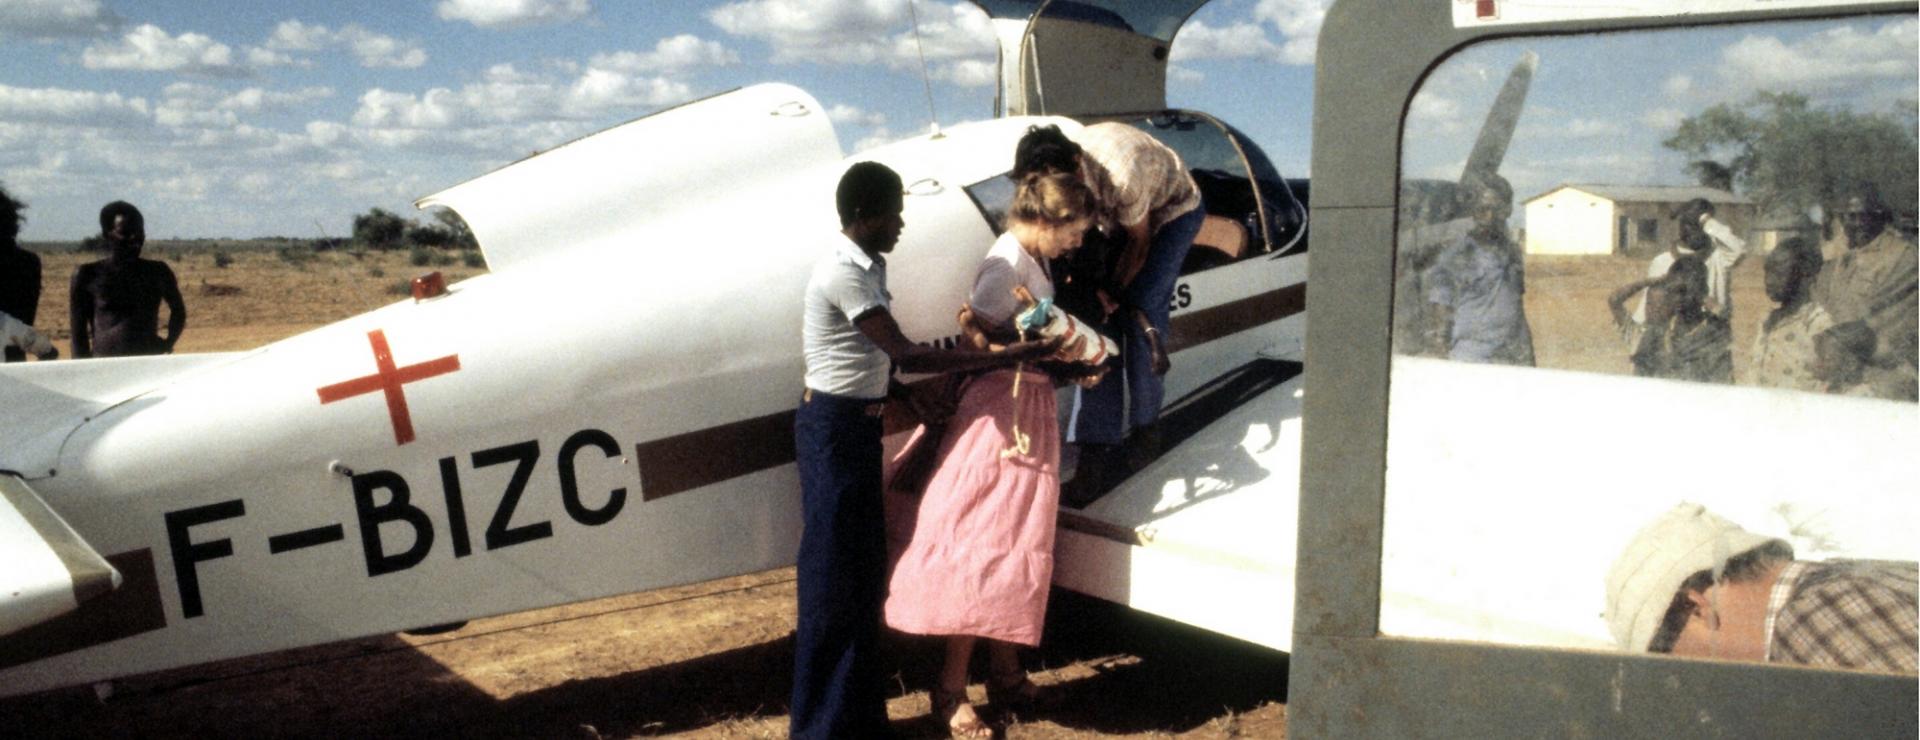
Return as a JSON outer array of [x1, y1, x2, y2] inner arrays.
[[0, 475, 120, 636], [0, 353, 247, 478]]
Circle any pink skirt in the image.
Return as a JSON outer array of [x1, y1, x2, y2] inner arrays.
[[883, 368, 1060, 646]]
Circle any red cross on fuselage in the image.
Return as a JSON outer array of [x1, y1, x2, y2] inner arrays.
[[316, 329, 462, 445]]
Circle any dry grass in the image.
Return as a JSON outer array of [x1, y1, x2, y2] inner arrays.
[[25, 244, 488, 355]]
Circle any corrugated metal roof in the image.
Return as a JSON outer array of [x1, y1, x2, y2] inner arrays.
[[1524, 184, 1752, 206]]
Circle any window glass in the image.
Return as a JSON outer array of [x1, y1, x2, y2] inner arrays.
[[1126, 112, 1306, 273], [1380, 15, 1919, 675]]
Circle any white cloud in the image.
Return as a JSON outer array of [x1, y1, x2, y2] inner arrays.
[[1721, 18, 1917, 90], [263, 20, 427, 69], [1562, 117, 1624, 138], [0, 83, 148, 125], [339, 25, 429, 68], [0, 0, 121, 40], [1252, 0, 1329, 66], [827, 103, 886, 127], [589, 35, 738, 73], [1172, 20, 1283, 62], [935, 59, 996, 88], [346, 62, 693, 136], [1640, 107, 1687, 131], [711, 0, 991, 68], [1663, 74, 1694, 98], [82, 24, 248, 77], [436, 0, 592, 29]]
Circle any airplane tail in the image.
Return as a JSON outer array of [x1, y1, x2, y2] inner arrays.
[[0, 353, 245, 478]]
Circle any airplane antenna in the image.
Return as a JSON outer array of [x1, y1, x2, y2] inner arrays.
[[906, 0, 944, 138]]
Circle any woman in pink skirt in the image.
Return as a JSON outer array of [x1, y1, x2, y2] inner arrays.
[[884, 170, 1105, 737]]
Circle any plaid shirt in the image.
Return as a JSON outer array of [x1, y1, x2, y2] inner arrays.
[[1766, 560, 1918, 674]]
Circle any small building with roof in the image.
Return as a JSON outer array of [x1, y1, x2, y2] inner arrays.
[[1522, 184, 1755, 257]]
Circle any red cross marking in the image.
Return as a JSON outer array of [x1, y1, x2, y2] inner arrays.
[[316, 329, 462, 445]]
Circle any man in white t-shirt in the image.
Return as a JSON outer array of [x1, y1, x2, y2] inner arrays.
[[790, 161, 1054, 740]]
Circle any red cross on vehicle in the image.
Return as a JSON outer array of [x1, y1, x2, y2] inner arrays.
[[316, 329, 462, 446]]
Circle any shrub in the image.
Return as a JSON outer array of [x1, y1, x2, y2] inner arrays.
[[386, 278, 413, 295], [408, 244, 432, 266], [277, 244, 314, 267], [462, 250, 486, 268], [213, 250, 233, 268]]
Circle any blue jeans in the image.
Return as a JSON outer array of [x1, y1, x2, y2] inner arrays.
[[1072, 203, 1205, 446], [790, 390, 890, 739]]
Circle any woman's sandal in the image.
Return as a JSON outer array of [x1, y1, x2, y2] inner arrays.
[[931, 685, 994, 739], [986, 670, 1054, 714]]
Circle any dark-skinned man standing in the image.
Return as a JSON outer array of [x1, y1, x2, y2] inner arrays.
[[791, 161, 1057, 739], [70, 201, 186, 358]]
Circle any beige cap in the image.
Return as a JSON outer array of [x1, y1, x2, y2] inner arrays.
[[1603, 503, 1784, 651]]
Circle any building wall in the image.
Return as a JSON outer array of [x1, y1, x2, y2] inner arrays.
[[1523, 189, 1614, 255]]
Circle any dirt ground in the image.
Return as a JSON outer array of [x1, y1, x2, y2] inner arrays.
[[1, 247, 1767, 738]]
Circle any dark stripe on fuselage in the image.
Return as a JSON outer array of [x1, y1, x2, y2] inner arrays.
[[633, 283, 1304, 502], [0, 549, 167, 670], [1166, 281, 1306, 355], [633, 409, 798, 501]]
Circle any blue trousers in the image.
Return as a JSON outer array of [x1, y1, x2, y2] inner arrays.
[[791, 390, 890, 739], [1072, 203, 1206, 446]]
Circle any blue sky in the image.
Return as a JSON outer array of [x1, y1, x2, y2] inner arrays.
[[1405, 14, 1916, 217], [2, 2, 1909, 241], [0, 0, 1318, 240]]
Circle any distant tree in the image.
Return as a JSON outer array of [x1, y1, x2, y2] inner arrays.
[[352, 207, 408, 250], [406, 221, 456, 248], [1664, 91, 1918, 220], [80, 234, 107, 252], [431, 207, 479, 250]]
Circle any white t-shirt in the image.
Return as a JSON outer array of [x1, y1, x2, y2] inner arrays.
[[969, 232, 1054, 331], [802, 235, 892, 400]]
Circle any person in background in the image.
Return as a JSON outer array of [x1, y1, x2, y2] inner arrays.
[[0, 185, 41, 363], [1421, 174, 1535, 366], [1626, 198, 1747, 339], [883, 171, 1102, 738], [1742, 236, 1830, 391], [790, 161, 1056, 740], [1812, 321, 1918, 402], [1606, 503, 1916, 674], [70, 201, 186, 358], [1612, 256, 1731, 383], [1813, 186, 1917, 375]]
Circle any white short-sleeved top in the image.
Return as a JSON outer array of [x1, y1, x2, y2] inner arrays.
[[970, 232, 1054, 331], [803, 235, 892, 400]]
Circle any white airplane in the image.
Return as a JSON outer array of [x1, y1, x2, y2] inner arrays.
[[0, 0, 1311, 697]]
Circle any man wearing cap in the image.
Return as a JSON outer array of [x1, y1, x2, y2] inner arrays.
[[1604, 503, 1917, 674]]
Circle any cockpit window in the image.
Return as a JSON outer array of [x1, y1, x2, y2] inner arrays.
[[1377, 14, 1919, 672]]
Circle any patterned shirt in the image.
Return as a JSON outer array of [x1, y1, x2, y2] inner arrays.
[[1071, 123, 1201, 235], [1814, 230, 1919, 368], [1743, 301, 1832, 391], [1766, 560, 1918, 674]]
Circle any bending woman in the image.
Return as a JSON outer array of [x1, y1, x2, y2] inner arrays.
[[883, 171, 1102, 738]]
